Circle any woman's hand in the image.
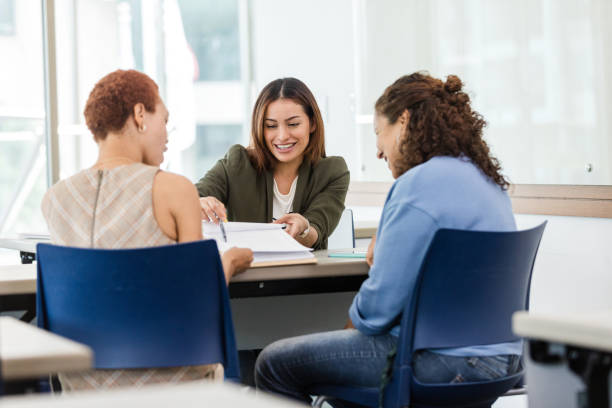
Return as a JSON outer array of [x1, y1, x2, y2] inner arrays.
[[366, 234, 376, 267], [221, 247, 254, 283], [199, 196, 227, 223], [273, 213, 309, 238], [274, 213, 318, 248]]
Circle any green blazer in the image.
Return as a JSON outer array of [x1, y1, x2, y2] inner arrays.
[[195, 144, 350, 250]]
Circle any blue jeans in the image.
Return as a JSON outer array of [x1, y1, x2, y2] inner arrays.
[[255, 329, 521, 406], [412, 351, 521, 384]]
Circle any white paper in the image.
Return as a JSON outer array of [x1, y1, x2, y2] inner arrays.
[[202, 221, 313, 263], [252, 251, 315, 264], [202, 221, 283, 236]]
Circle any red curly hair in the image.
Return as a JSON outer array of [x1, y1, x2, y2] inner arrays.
[[84, 69, 159, 141], [375, 72, 509, 189]]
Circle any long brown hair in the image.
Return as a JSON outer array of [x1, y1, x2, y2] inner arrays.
[[375, 72, 509, 189], [248, 78, 326, 172]]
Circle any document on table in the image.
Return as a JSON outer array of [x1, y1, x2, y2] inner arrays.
[[202, 221, 316, 267]]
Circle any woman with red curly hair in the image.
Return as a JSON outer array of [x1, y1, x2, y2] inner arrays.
[[255, 72, 519, 406], [41, 69, 252, 391]]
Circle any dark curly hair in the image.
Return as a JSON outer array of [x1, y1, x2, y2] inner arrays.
[[375, 72, 509, 189], [84, 69, 159, 141]]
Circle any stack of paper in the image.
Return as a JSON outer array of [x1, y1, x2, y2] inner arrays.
[[202, 221, 316, 267]]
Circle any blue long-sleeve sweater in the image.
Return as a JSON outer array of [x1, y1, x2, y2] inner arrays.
[[349, 156, 521, 356]]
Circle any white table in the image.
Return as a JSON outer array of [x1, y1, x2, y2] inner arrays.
[[0, 238, 44, 253], [0, 245, 368, 296], [513, 311, 612, 408], [0, 247, 368, 348], [0, 264, 37, 321], [0, 381, 303, 408], [0, 264, 37, 295], [0, 237, 46, 264], [0, 316, 93, 381], [0, 251, 366, 298], [513, 310, 612, 353]]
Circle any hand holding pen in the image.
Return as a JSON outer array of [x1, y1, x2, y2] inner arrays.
[[214, 213, 228, 243], [199, 196, 227, 224]]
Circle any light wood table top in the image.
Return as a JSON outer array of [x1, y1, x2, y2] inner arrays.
[[0, 264, 37, 295], [0, 239, 368, 300], [0, 317, 93, 380], [0, 250, 368, 295], [232, 250, 368, 282], [513, 310, 612, 352], [0, 381, 302, 407]]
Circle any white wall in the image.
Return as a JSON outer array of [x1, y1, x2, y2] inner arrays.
[[250, 0, 358, 173], [515, 214, 612, 313]]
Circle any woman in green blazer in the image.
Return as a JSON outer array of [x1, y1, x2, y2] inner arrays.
[[196, 78, 349, 250]]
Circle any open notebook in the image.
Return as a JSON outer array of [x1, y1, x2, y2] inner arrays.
[[202, 221, 316, 267]]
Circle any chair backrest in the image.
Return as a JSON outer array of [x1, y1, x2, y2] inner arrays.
[[327, 208, 355, 250], [387, 222, 546, 406], [36, 240, 240, 380]]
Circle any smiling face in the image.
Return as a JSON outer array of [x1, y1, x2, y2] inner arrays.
[[374, 110, 408, 179], [263, 98, 313, 168], [140, 100, 169, 166]]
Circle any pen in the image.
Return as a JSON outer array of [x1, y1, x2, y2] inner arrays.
[[215, 213, 227, 242], [271, 218, 287, 230]]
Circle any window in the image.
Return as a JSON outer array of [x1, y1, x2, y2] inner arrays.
[[0, 0, 15, 36], [52, 0, 247, 185], [174, 0, 247, 182], [178, 0, 241, 82], [0, 0, 46, 238], [353, 0, 612, 184], [181, 125, 243, 180]]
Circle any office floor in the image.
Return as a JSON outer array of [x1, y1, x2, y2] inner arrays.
[[492, 395, 527, 407], [316, 395, 527, 408]]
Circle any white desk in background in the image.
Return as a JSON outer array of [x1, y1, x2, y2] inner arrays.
[[0, 264, 37, 321], [0, 237, 42, 264], [0, 316, 92, 384], [0, 246, 369, 349], [0, 264, 37, 295], [0, 381, 302, 408], [513, 310, 612, 408]]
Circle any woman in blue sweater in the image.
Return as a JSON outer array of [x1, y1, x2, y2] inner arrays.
[[255, 72, 520, 404]]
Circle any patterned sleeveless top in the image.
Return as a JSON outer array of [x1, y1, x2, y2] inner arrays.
[[41, 163, 221, 391]]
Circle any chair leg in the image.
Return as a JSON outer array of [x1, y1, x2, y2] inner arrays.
[[312, 395, 329, 407]]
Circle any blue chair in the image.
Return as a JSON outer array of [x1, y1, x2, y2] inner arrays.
[[35, 240, 240, 381], [310, 222, 546, 408]]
